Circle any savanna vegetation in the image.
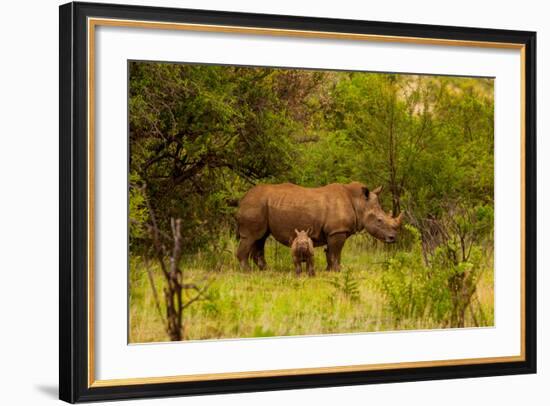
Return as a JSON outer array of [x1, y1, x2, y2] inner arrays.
[[129, 61, 494, 343]]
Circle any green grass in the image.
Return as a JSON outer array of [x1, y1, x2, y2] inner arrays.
[[129, 234, 494, 343]]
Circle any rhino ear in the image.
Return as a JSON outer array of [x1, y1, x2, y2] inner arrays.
[[396, 212, 404, 226], [362, 186, 369, 199], [295, 229, 299, 235], [372, 185, 383, 195]]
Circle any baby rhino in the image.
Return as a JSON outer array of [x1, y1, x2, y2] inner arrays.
[[290, 229, 315, 276]]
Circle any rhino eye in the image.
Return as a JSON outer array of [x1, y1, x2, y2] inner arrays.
[[377, 217, 383, 224]]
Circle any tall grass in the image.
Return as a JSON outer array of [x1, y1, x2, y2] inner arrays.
[[129, 233, 493, 343]]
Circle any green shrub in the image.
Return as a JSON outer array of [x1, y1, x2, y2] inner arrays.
[[381, 226, 437, 325], [328, 267, 361, 302], [380, 223, 489, 328]]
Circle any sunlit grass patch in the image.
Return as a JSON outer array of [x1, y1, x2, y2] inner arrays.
[[129, 233, 493, 343]]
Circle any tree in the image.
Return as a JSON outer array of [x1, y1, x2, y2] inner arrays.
[[129, 62, 316, 252], [329, 73, 494, 234]]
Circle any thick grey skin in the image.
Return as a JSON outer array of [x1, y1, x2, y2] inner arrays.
[[236, 182, 403, 272], [291, 230, 315, 276]]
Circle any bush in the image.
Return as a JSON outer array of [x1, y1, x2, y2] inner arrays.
[[380, 222, 489, 329], [328, 267, 361, 303], [381, 226, 441, 325]]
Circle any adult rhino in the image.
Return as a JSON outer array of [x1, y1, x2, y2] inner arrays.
[[235, 181, 403, 271]]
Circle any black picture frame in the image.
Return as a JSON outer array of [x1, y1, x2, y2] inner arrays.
[[59, 1, 537, 403]]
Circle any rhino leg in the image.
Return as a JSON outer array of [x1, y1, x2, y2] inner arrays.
[[293, 256, 302, 276], [236, 214, 268, 271], [326, 233, 347, 272], [306, 257, 315, 277], [251, 234, 268, 270], [324, 247, 332, 271], [236, 238, 255, 271]]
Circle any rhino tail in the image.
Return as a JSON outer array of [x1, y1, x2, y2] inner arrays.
[[233, 214, 241, 240], [225, 197, 240, 207]]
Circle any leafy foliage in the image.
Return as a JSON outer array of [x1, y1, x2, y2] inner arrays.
[[381, 210, 491, 328], [129, 63, 322, 253], [328, 73, 493, 218]]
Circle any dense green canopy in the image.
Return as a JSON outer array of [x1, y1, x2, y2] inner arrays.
[[129, 62, 493, 254]]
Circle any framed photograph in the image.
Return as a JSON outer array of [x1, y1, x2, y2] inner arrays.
[[59, 1, 536, 403]]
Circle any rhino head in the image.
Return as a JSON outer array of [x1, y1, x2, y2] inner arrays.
[[293, 228, 312, 245], [347, 183, 403, 243], [362, 186, 403, 243]]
